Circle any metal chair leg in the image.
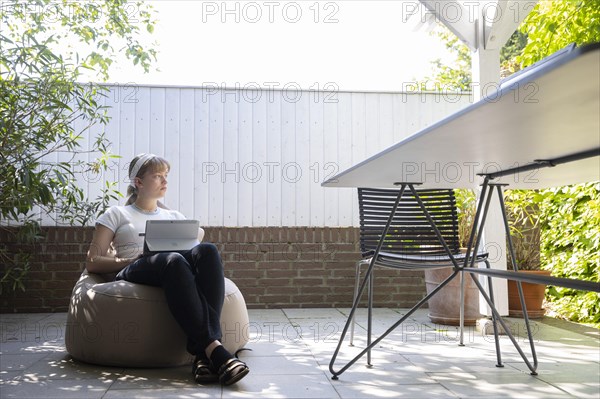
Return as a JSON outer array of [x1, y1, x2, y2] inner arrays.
[[350, 260, 366, 346], [459, 270, 465, 346], [349, 258, 374, 364], [330, 266, 460, 379], [367, 270, 373, 367]]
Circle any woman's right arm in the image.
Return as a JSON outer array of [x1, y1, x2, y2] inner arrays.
[[85, 224, 138, 274]]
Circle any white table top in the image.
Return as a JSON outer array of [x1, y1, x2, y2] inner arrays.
[[323, 44, 600, 189]]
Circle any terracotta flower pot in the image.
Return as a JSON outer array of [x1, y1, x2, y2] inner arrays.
[[424, 267, 482, 326], [507, 270, 551, 318]]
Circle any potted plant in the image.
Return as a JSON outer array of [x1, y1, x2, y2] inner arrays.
[[424, 189, 483, 326], [505, 190, 549, 318], [424, 189, 549, 323]]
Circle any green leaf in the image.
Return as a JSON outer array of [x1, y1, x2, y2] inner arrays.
[[1, 0, 156, 293]]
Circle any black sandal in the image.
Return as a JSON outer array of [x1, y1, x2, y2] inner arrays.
[[217, 358, 250, 385], [193, 357, 218, 384]]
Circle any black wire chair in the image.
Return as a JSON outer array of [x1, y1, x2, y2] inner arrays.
[[349, 187, 490, 345], [331, 186, 498, 377]]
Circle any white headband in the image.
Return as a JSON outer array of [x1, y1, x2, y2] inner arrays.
[[129, 153, 156, 189]]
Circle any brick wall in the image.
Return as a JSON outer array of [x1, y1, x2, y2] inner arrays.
[[0, 226, 426, 313], [0, 227, 93, 313]]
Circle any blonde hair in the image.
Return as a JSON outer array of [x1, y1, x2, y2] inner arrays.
[[125, 154, 171, 209]]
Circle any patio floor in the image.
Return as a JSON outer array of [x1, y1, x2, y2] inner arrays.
[[1, 308, 598, 398]]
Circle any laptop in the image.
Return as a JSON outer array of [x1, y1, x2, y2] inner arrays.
[[142, 220, 201, 256]]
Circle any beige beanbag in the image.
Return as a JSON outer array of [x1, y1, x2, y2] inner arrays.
[[65, 270, 249, 367]]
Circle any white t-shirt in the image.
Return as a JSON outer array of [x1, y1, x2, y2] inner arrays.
[[96, 205, 186, 258]]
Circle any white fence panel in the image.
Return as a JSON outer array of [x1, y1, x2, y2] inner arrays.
[[251, 93, 268, 226], [266, 95, 283, 227], [179, 89, 196, 218], [222, 92, 239, 227], [323, 98, 339, 227], [208, 91, 225, 226], [18, 85, 472, 227], [164, 88, 181, 212], [295, 92, 311, 226], [193, 90, 210, 224], [334, 94, 355, 227], [309, 98, 325, 227], [280, 94, 296, 227], [237, 95, 254, 227]]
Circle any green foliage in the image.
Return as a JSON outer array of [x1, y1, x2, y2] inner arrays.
[[517, 0, 600, 68], [420, 0, 599, 324], [454, 189, 476, 248], [456, 188, 544, 271], [417, 28, 527, 91], [500, 31, 528, 64], [0, 0, 157, 293], [515, 0, 600, 325], [500, 31, 528, 77], [418, 28, 472, 91], [539, 183, 600, 325], [504, 190, 542, 271], [421, 0, 600, 87]]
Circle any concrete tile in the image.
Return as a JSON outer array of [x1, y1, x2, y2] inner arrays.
[[313, 341, 413, 368], [324, 359, 437, 386], [285, 320, 346, 345], [1, 309, 598, 399], [399, 341, 496, 358], [429, 371, 570, 398], [303, 338, 367, 361], [0, 370, 23, 385], [507, 359, 600, 383], [1, 315, 67, 343], [0, 339, 65, 355], [282, 308, 345, 319], [308, 342, 391, 362], [239, 340, 309, 357], [248, 309, 289, 322], [0, 353, 49, 371], [504, 317, 592, 342], [245, 319, 309, 345], [38, 313, 68, 323], [333, 383, 458, 398], [221, 372, 339, 399], [110, 366, 200, 389], [551, 383, 600, 399], [0, 378, 109, 398], [400, 354, 503, 374], [0, 313, 50, 323], [532, 340, 600, 362], [103, 387, 222, 398], [21, 351, 123, 382], [337, 308, 413, 328], [239, 354, 321, 375]]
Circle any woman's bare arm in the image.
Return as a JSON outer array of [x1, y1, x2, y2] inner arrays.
[[85, 224, 138, 274]]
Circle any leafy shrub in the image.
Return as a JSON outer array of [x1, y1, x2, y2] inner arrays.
[[504, 190, 542, 271], [539, 183, 600, 325]]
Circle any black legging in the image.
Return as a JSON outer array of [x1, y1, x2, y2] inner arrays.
[[115, 243, 224, 357]]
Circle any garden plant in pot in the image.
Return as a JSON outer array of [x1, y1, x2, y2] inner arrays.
[[424, 189, 483, 326], [505, 190, 550, 318], [424, 189, 549, 324]]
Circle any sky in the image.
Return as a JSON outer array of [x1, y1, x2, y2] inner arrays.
[[103, 1, 454, 92]]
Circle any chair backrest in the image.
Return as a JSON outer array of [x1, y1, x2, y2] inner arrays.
[[358, 187, 460, 257]]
